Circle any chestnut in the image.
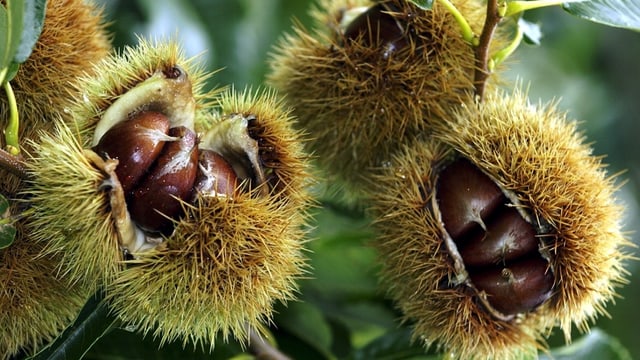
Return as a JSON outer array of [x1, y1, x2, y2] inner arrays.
[[436, 158, 505, 240], [193, 149, 239, 198], [469, 257, 554, 316], [94, 111, 171, 193], [436, 158, 554, 316], [127, 126, 199, 236], [458, 206, 538, 267]]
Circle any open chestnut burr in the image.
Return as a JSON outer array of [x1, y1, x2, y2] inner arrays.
[[369, 88, 630, 360], [25, 40, 311, 347]]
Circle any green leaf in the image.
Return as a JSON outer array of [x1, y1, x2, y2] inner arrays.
[[28, 291, 118, 360], [13, 0, 47, 63], [275, 301, 334, 359], [0, 194, 15, 249], [408, 0, 435, 10], [4, 61, 19, 82], [563, 0, 640, 31], [0, 193, 9, 214], [0, 4, 9, 70], [0, 223, 16, 249], [349, 327, 438, 360], [541, 329, 633, 360], [2, 0, 26, 67]]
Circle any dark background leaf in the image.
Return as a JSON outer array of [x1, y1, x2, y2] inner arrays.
[[0, 223, 16, 249], [541, 329, 633, 360], [29, 292, 117, 360], [0, 194, 15, 249]]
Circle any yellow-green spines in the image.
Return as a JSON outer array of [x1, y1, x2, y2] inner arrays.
[[267, 0, 490, 201], [24, 40, 211, 288], [107, 89, 312, 348], [369, 88, 631, 359], [1, 205, 88, 359], [0, 0, 111, 195], [0, 0, 111, 139], [25, 120, 121, 287]]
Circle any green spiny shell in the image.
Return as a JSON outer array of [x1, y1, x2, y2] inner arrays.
[[267, 0, 498, 203], [369, 88, 631, 359]]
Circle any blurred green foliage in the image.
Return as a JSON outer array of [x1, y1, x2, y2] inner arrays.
[[85, 0, 640, 359]]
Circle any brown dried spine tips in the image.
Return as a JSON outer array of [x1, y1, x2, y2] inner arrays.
[[193, 149, 238, 198], [163, 65, 184, 79], [94, 111, 172, 193], [127, 126, 199, 236], [343, 3, 409, 58], [436, 158, 554, 317]]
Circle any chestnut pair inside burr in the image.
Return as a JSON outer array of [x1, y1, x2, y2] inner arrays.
[[93, 111, 238, 238], [435, 158, 554, 317]]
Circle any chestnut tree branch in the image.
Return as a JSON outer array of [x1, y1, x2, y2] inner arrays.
[[0, 148, 28, 179], [248, 328, 291, 360], [474, 0, 502, 100]]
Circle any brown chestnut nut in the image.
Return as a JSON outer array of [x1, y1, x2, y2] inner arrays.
[[343, 3, 409, 58], [127, 126, 199, 236], [94, 111, 171, 193], [193, 149, 238, 198], [459, 206, 538, 268], [436, 157, 554, 316], [469, 257, 554, 316], [436, 158, 506, 240]]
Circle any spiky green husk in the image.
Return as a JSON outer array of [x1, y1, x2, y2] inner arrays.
[[1, 205, 88, 359], [267, 0, 494, 203], [107, 89, 312, 348], [370, 88, 631, 359], [25, 120, 121, 288], [24, 40, 212, 289]]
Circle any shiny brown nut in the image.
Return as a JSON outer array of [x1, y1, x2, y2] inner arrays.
[[436, 157, 555, 316], [436, 158, 506, 240], [193, 149, 238, 198], [127, 126, 199, 236], [459, 206, 538, 268], [343, 3, 409, 58], [94, 111, 171, 192], [469, 257, 554, 316]]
